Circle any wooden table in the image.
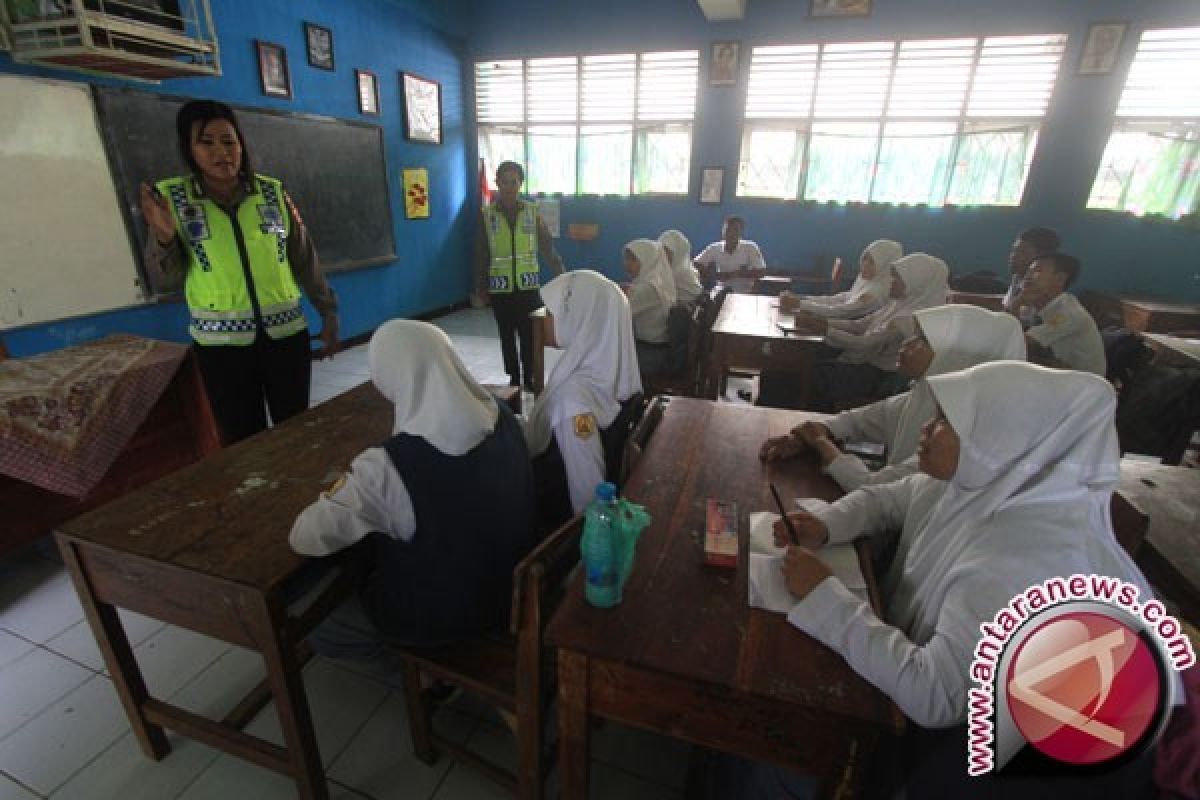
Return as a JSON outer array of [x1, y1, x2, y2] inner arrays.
[[1117, 296, 1200, 334], [1140, 332, 1200, 368], [946, 290, 1006, 311], [705, 293, 826, 401], [546, 398, 899, 799], [54, 382, 390, 800], [1119, 459, 1200, 624]]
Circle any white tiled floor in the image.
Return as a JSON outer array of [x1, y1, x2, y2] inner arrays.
[[0, 309, 687, 800]]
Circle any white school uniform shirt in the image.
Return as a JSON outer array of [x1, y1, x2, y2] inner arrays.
[[1026, 292, 1107, 376], [694, 239, 765, 274], [792, 239, 902, 320], [659, 230, 704, 307]]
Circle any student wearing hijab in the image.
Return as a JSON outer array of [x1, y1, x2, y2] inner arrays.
[[760, 305, 1025, 491], [526, 270, 643, 519], [659, 229, 704, 307], [786, 239, 902, 319], [797, 253, 949, 411], [290, 320, 536, 663], [623, 238, 678, 375]]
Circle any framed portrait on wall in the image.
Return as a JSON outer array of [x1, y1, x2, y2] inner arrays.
[[256, 41, 292, 99], [304, 22, 334, 70], [401, 72, 442, 145], [810, 0, 871, 18], [356, 69, 379, 115], [699, 167, 724, 205], [709, 41, 739, 87], [1078, 22, 1127, 75]]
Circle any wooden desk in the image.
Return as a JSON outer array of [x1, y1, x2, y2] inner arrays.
[[1117, 296, 1200, 334], [1140, 332, 1200, 368], [946, 290, 1006, 311], [705, 293, 826, 401], [1119, 459, 1200, 624], [546, 398, 898, 799], [54, 383, 391, 800]]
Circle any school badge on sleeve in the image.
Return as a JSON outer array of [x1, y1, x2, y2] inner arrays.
[[573, 413, 596, 439]]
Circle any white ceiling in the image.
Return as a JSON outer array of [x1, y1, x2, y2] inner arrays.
[[696, 0, 747, 22]]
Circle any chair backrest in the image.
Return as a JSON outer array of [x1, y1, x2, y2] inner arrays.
[[601, 392, 646, 487], [1110, 491, 1149, 559], [510, 514, 585, 637], [621, 395, 666, 484], [666, 305, 692, 374], [829, 256, 844, 292]]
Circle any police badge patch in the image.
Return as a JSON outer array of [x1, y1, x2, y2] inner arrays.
[[180, 204, 210, 241], [258, 204, 286, 235]]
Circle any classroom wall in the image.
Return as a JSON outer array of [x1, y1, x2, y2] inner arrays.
[[1, 0, 474, 357], [467, 0, 1200, 301]]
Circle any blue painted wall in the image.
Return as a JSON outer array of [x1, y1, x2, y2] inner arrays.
[[467, 0, 1200, 300], [1, 0, 473, 356]]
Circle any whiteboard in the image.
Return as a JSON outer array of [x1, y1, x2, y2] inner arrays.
[[0, 74, 145, 330]]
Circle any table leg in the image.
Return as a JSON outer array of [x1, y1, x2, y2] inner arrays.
[[557, 650, 590, 800], [58, 540, 170, 760]]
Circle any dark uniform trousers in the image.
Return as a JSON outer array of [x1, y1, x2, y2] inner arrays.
[[491, 287, 542, 389]]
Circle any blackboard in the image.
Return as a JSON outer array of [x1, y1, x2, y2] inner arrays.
[[93, 86, 397, 277]]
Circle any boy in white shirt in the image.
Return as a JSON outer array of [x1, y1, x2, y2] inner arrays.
[[693, 216, 765, 285], [1016, 252, 1106, 376]]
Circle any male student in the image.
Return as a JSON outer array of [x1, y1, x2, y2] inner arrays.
[[1002, 227, 1060, 319], [1017, 252, 1107, 375], [693, 216, 765, 286]]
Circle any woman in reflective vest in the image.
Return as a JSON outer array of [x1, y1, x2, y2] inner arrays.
[[140, 100, 339, 445]]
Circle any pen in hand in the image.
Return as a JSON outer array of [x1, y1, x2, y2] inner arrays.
[[769, 482, 800, 546]]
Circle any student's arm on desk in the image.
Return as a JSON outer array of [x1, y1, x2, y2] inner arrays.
[[823, 394, 910, 491], [289, 448, 416, 556]]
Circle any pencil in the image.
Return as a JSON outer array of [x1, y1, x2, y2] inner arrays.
[[769, 482, 800, 546]]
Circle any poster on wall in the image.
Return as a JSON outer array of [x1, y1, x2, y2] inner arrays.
[[403, 167, 430, 219]]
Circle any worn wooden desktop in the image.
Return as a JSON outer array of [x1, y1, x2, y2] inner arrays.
[[1119, 459, 1200, 624], [705, 293, 826, 401], [946, 290, 1006, 311], [546, 398, 899, 799], [1117, 296, 1200, 334], [1139, 332, 1200, 368], [54, 382, 390, 800]]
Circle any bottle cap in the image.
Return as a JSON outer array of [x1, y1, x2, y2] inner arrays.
[[595, 481, 617, 502]]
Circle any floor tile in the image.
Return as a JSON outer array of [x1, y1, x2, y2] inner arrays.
[[48, 731, 219, 800], [43, 609, 165, 674], [0, 773, 38, 800], [0, 648, 92, 741], [0, 632, 34, 672], [175, 753, 362, 800], [0, 568, 84, 644], [135, 625, 232, 701], [591, 761, 681, 800], [169, 646, 264, 718], [0, 675, 127, 795], [431, 762, 511, 800]]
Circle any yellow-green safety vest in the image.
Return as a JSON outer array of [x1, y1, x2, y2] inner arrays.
[[484, 201, 540, 294], [156, 174, 306, 346]]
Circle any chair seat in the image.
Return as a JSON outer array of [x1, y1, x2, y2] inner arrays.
[[397, 633, 519, 711]]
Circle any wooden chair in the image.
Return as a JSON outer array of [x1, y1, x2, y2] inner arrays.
[[642, 304, 709, 397], [1111, 491, 1149, 560], [395, 514, 586, 800], [621, 394, 666, 483]]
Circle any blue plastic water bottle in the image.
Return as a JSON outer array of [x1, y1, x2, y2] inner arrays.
[[582, 482, 620, 608]]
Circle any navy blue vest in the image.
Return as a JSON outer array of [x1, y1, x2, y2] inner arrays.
[[362, 403, 536, 644]]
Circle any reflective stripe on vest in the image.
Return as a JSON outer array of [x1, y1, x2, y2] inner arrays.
[[157, 175, 306, 346], [484, 202, 540, 293]]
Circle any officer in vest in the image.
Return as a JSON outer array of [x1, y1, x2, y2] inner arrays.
[[474, 161, 564, 391], [140, 100, 339, 445]]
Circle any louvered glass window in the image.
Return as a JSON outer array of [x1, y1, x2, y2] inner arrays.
[[737, 34, 1066, 205], [1087, 27, 1200, 218], [474, 50, 698, 196]]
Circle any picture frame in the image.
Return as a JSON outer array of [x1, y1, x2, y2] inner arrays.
[[699, 167, 724, 205], [403, 167, 431, 219], [709, 40, 740, 87], [810, 0, 871, 18], [401, 71, 442, 145], [304, 22, 334, 70], [356, 69, 380, 115], [1078, 22, 1128, 76], [256, 41, 292, 99]]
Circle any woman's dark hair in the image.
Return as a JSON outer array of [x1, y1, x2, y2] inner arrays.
[[496, 160, 525, 183], [175, 100, 254, 182]]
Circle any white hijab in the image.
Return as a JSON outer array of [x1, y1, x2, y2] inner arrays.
[[891, 361, 1150, 640], [626, 238, 677, 309], [658, 229, 703, 302], [844, 239, 902, 305], [888, 304, 1026, 464], [525, 270, 643, 456], [858, 253, 950, 339], [368, 319, 498, 456]]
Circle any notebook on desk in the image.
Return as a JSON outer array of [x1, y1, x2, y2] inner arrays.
[[746, 510, 868, 612]]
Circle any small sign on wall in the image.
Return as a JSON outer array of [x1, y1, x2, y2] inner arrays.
[[403, 167, 430, 219]]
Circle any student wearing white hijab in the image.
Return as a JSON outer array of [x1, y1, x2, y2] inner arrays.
[[658, 229, 704, 307], [290, 319, 536, 657], [761, 305, 1025, 491], [796, 252, 949, 411], [623, 238, 677, 375], [787, 239, 902, 319], [526, 270, 643, 517]]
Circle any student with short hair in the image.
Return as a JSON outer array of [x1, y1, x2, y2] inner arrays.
[[290, 320, 536, 661], [786, 239, 903, 319], [760, 304, 1025, 491], [525, 270, 642, 518], [1018, 252, 1106, 376], [658, 229, 704, 307], [1002, 226, 1060, 317], [693, 216, 766, 286], [622, 238, 677, 376]]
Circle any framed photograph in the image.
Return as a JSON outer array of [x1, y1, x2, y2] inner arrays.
[[304, 22, 334, 70], [709, 41, 740, 87], [401, 72, 442, 145], [1078, 22, 1127, 75], [256, 41, 292, 99], [356, 69, 380, 115], [810, 0, 871, 18], [699, 167, 724, 205]]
